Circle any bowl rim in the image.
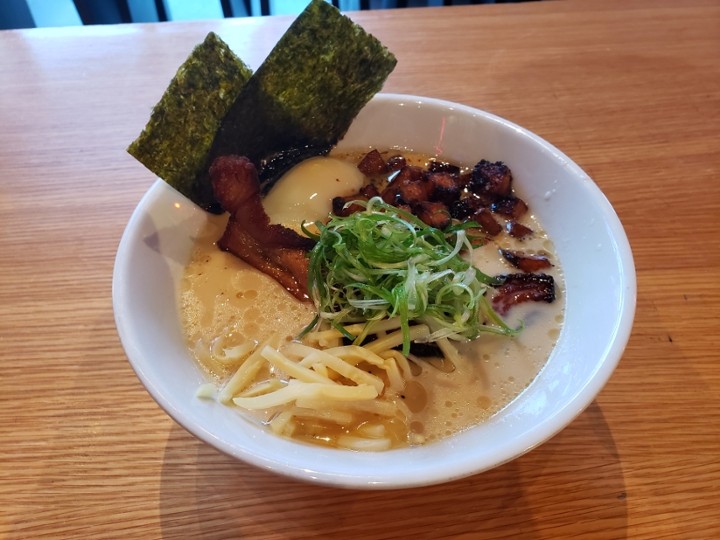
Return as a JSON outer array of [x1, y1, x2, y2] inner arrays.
[[113, 93, 636, 489]]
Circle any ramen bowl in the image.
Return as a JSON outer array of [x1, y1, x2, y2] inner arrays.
[[113, 94, 636, 489]]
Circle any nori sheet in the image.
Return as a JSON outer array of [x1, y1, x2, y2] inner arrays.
[[128, 0, 396, 212], [127, 32, 252, 209], [201, 0, 397, 199]]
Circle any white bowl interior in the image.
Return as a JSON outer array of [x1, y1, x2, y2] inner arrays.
[[113, 94, 636, 489]]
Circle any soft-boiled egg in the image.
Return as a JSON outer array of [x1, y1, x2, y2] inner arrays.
[[263, 156, 365, 230]]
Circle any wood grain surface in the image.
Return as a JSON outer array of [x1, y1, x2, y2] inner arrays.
[[1, 0, 719, 538]]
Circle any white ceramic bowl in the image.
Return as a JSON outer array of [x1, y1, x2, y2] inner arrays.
[[113, 94, 636, 489]]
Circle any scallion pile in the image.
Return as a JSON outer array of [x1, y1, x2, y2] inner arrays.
[[302, 197, 515, 355]]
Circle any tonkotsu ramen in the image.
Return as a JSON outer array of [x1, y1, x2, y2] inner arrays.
[[180, 150, 564, 451]]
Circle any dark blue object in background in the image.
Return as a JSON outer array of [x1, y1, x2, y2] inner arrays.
[[0, 0, 35, 29]]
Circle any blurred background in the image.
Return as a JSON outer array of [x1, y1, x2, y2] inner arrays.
[[1, 0, 536, 29]]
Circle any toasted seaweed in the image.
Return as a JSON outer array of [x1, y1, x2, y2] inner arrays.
[[127, 32, 252, 210], [257, 143, 333, 195], [202, 0, 398, 197], [128, 0, 396, 212]]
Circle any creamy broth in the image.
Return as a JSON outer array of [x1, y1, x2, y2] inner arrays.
[[180, 151, 564, 448]]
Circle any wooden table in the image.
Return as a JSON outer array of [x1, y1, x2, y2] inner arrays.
[[1, 0, 718, 537]]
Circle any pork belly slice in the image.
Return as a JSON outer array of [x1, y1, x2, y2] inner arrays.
[[491, 273, 555, 315], [210, 155, 315, 301], [472, 207, 502, 236], [499, 249, 552, 273], [505, 220, 534, 239]]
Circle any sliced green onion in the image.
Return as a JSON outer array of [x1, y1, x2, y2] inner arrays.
[[305, 197, 516, 354]]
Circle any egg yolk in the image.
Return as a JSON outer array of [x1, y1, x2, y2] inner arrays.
[[263, 156, 365, 230]]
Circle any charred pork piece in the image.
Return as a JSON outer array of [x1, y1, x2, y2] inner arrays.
[[381, 165, 432, 205], [506, 220, 534, 239], [210, 155, 314, 301], [396, 203, 414, 216], [472, 207, 503, 236], [399, 180, 433, 205], [426, 171, 461, 205], [357, 149, 389, 176], [359, 183, 381, 198], [449, 195, 489, 220], [468, 160, 513, 197], [427, 159, 461, 176], [491, 195, 528, 219], [386, 154, 407, 172], [499, 249, 552, 272], [458, 171, 473, 189], [491, 273, 555, 315], [412, 201, 452, 229], [331, 197, 353, 217], [332, 184, 380, 217]]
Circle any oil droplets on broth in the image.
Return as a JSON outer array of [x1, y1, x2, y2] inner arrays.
[[180, 152, 565, 447]]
